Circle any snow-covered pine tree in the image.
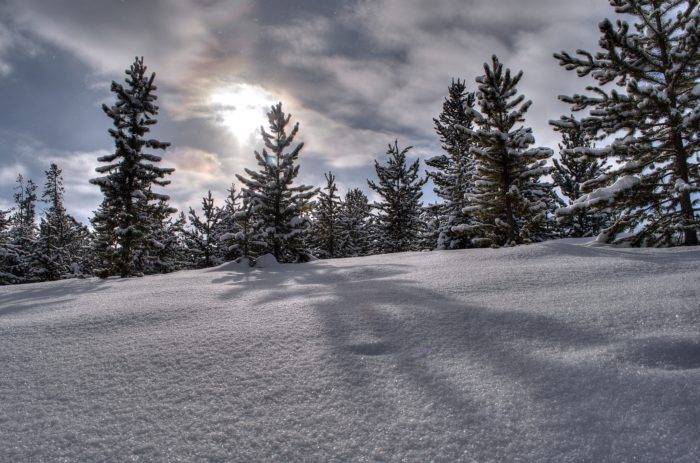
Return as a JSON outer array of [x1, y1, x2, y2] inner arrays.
[[225, 191, 264, 261], [463, 56, 555, 247], [419, 203, 442, 251], [428, 79, 477, 249], [216, 183, 242, 261], [34, 163, 75, 280], [338, 188, 372, 257], [6, 175, 38, 282], [314, 172, 342, 258], [236, 102, 317, 263], [141, 198, 182, 274], [551, 116, 611, 237], [368, 141, 427, 253], [185, 190, 223, 268], [554, 0, 699, 246], [90, 56, 174, 277], [0, 208, 18, 285]]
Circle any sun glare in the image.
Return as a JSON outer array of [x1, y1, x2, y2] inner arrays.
[[210, 83, 277, 144]]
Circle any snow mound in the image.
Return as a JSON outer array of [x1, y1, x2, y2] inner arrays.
[[252, 253, 280, 268], [0, 239, 698, 461]]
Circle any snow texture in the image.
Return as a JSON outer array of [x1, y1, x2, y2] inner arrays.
[[0, 239, 699, 461]]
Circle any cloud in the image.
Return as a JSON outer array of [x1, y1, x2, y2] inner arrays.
[[0, 0, 621, 215]]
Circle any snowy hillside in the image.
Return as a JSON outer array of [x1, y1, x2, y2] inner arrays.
[[1, 239, 699, 461]]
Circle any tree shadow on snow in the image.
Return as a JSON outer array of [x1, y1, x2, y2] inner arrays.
[[0, 278, 113, 317], [210, 257, 700, 460]]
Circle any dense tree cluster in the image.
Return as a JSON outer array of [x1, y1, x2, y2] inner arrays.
[[1, 0, 697, 284]]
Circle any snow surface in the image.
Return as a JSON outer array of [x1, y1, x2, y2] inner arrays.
[[1, 238, 699, 461]]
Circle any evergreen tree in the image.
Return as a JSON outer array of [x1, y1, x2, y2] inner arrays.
[[338, 188, 372, 257], [225, 191, 265, 261], [419, 203, 442, 251], [314, 172, 342, 258], [141, 198, 184, 274], [368, 140, 427, 253], [185, 190, 223, 268], [554, 0, 699, 246], [551, 116, 611, 237], [236, 102, 317, 263], [7, 175, 38, 282], [0, 208, 19, 285], [216, 183, 242, 261], [427, 79, 477, 249], [464, 56, 555, 247], [90, 56, 174, 276], [34, 163, 75, 280]]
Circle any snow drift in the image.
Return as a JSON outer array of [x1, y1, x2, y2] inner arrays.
[[0, 239, 698, 461]]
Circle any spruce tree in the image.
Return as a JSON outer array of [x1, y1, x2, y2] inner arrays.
[[339, 188, 372, 257], [464, 56, 555, 247], [236, 103, 317, 263], [428, 79, 477, 249], [368, 140, 427, 253], [551, 116, 611, 237], [35, 163, 74, 280], [216, 183, 242, 261], [225, 191, 265, 261], [7, 175, 38, 282], [185, 190, 223, 268], [419, 203, 442, 251], [314, 172, 342, 258], [141, 198, 183, 274], [0, 208, 18, 285], [90, 56, 174, 276], [554, 0, 699, 246]]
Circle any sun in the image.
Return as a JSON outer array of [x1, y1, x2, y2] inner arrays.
[[209, 83, 277, 144]]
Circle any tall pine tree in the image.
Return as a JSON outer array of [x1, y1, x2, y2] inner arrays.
[[427, 79, 477, 249], [90, 56, 174, 277], [464, 56, 555, 247], [554, 0, 699, 246], [236, 103, 317, 263], [368, 141, 427, 253]]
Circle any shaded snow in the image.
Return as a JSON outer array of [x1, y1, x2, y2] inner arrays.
[[0, 239, 699, 461]]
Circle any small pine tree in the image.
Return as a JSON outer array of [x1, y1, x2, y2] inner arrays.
[[34, 163, 76, 280], [7, 175, 38, 282], [0, 208, 19, 285], [368, 140, 427, 253], [90, 56, 174, 276], [338, 188, 372, 257], [419, 203, 442, 251], [236, 102, 317, 263], [185, 190, 223, 268], [314, 172, 342, 258], [225, 191, 265, 261], [464, 56, 555, 247], [216, 183, 242, 261], [141, 198, 181, 274], [428, 79, 477, 249], [551, 116, 611, 237], [554, 0, 699, 246]]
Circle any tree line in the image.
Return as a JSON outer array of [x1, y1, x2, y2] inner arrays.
[[1, 0, 697, 284]]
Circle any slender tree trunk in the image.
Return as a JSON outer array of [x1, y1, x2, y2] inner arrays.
[[669, 128, 697, 246]]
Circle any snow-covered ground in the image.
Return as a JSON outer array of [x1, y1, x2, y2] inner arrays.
[[1, 239, 699, 461]]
